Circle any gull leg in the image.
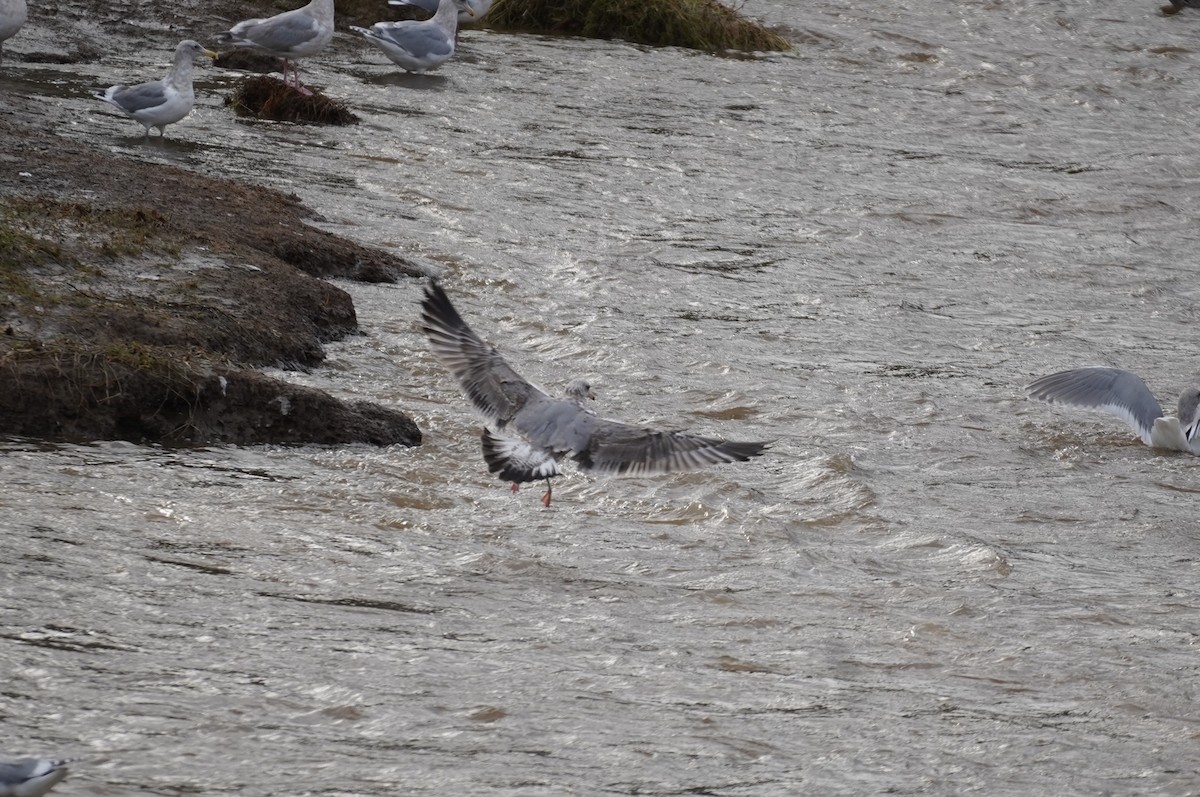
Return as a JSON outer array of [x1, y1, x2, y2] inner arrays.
[[540, 478, 552, 507], [510, 483, 519, 493]]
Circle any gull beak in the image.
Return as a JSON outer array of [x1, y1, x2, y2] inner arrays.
[[204, 49, 219, 59]]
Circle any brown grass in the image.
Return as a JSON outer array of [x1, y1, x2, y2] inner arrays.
[[225, 76, 360, 125]]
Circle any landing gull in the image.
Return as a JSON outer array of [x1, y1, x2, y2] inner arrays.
[[420, 281, 769, 505], [1026, 366, 1200, 453], [351, 0, 473, 73], [94, 40, 217, 139], [215, 0, 335, 92], [0, 757, 71, 797], [0, 0, 26, 64]]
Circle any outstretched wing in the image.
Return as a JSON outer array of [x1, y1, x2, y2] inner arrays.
[[420, 281, 548, 428], [481, 429, 562, 484], [1026, 366, 1163, 445], [573, 416, 769, 476]]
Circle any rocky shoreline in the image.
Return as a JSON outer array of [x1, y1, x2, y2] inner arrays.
[[0, 109, 425, 447]]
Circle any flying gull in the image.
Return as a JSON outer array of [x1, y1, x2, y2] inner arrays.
[[1026, 366, 1200, 453], [0, 757, 71, 797], [350, 0, 473, 73], [0, 0, 26, 64], [420, 281, 769, 505], [94, 40, 217, 139], [215, 0, 335, 93]]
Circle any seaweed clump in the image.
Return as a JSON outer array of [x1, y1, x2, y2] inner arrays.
[[486, 0, 791, 52], [226, 76, 360, 125]]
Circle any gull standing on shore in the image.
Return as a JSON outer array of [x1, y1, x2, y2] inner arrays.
[[94, 40, 217, 139], [215, 0, 335, 92], [420, 281, 769, 506], [351, 0, 473, 72], [1026, 366, 1200, 453]]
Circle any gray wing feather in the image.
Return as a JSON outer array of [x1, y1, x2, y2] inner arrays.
[[230, 14, 320, 53], [106, 81, 168, 112], [373, 24, 453, 57], [573, 417, 769, 475], [1026, 366, 1163, 445], [420, 281, 547, 427]]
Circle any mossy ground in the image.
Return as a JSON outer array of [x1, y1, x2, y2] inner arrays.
[[0, 115, 422, 446]]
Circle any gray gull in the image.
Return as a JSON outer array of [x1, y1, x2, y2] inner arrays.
[[215, 0, 335, 92], [94, 40, 217, 139], [420, 280, 769, 506], [351, 0, 473, 73], [1026, 366, 1200, 453]]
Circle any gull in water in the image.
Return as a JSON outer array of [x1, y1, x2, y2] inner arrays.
[[94, 40, 217, 139], [1026, 366, 1200, 453], [0, 757, 71, 797], [351, 0, 474, 73], [420, 281, 770, 506], [387, 0, 492, 27], [215, 0, 335, 93], [0, 0, 27, 64]]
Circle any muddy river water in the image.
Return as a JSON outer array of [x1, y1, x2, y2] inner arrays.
[[3, 0, 1200, 794]]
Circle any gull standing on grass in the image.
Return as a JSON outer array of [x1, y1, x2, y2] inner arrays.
[[351, 0, 473, 73], [94, 40, 218, 139], [0, 757, 71, 797], [420, 281, 769, 506], [1026, 366, 1200, 453], [215, 0, 335, 93], [0, 0, 27, 64]]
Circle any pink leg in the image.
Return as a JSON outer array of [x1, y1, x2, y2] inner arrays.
[[540, 479, 552, 507]]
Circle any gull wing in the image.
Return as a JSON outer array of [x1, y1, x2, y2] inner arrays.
[[571, 415, 769, 476], [1026, 366, 1163, 445], [420, 281, 549, 428], [102, 81, 169, 113]]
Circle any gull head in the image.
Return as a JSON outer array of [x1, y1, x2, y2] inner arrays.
[[1179, 387, 1200, 442], [565, 378, 595, 404]]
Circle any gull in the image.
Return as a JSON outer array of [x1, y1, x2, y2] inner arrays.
[[350, 0, 473, 73], [420, 281, 769, 506], [387, 0, 492, 27], [215, 0, 335, 93], [0, 757, 71, 797], [94, 40, 217, 139], [0, 0, 26, 64], [1026, 366, 1200, 453]]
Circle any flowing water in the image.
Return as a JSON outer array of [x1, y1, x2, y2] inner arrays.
[[3, 0, 1200, 794]]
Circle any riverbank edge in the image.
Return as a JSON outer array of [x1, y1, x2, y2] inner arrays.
[[0, 111, 425, 448]]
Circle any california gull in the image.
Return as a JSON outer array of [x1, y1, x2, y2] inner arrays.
[[351, 0, 473, 73], [1026, 366, 1200, 453], [0, 0, 27, 64], [94, 40, 217, 139], [215, 0, 335, 92], [420, 281, 769, 505], [0, 757, 71, 797]]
